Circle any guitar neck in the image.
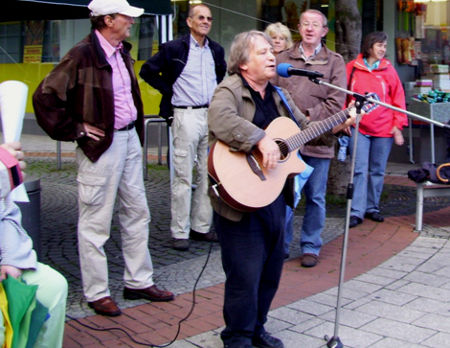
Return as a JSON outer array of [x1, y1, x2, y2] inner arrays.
[[287, 108, 350, 151]]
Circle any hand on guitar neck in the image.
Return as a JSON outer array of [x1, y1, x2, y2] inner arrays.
[[257, 135, 281, 169], [331, 95, 379, 134], [332, 102, 359, 134]]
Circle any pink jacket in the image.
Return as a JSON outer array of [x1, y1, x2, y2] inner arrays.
[[346, 54, 407, 137]]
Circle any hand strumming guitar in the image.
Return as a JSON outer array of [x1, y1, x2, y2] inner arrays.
[[257, 134, 281, 169]]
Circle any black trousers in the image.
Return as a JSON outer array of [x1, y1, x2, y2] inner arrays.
[[214, 194, 286, 346]]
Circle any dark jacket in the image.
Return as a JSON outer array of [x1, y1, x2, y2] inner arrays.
[[32, 31, 144, 163], [139, 34, 227, 118]]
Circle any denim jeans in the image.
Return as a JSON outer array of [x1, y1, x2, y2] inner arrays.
[[349, 129, 393, 219], [299, 155, 331, 256], [284, 157, 314, 255]]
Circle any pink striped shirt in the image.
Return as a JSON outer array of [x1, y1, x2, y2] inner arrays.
[[95, 30, 137, 130]]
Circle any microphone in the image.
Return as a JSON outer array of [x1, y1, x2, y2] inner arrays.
[[277, 63, 324, 79]]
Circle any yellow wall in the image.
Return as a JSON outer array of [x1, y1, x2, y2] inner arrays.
[[0, 61, 162, 116]]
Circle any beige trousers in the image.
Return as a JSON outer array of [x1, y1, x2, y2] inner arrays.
[[76, 129, 154, 302], [170, 107, 212, 239]]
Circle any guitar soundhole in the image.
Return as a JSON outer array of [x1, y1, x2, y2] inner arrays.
[[276, 140, 289, 161]]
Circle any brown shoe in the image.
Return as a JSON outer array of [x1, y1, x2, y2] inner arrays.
[[301, 253, 319, 268], [190, 230, 218, 242], [88, 296, 121, 317], [123, 285, 175, 302]]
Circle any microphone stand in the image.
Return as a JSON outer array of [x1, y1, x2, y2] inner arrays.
[[313, 77, 450, 129], [304, 76, 450, 348]]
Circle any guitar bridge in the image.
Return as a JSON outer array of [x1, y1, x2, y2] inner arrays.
[[246, 153, 266, 181]]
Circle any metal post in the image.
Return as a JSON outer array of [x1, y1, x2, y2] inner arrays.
[[56, 140, 61, 169]]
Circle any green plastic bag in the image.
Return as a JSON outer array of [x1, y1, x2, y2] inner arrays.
[[2, 276, 37, 348]]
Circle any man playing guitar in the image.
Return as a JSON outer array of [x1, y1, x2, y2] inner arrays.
[[207, 30, 357, 348]]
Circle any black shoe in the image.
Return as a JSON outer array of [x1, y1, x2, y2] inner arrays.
[[190, 229, 218, 242], [365, 212, 384, 222], [172, 238, 189, 251], [252, 332, 284, 348], [349, 216, 362, 228]]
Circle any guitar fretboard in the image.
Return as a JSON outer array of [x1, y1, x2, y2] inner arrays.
[[286, 109, 350, 152]]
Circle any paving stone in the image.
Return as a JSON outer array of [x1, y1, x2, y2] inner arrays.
[[414, 313, 450, 333], [306, 292, 352, 308], [370, 337, 426, 348], [360, 318, 436, 343], [343, 279, 384, 294], [355, 273, 398, 287], [268, 307, 315, 325], [287, 299, 334, 316], [277, 329, 326, 348], [369, 288, 418, 306], [404, 270, 449, 287], [367, 267, 409, 280], [405, 297, 450, 317], [421, 332, 450, 347], [397, 282, 450, 301], [305, 320, 382, 348], [319, 308, 377, 328], [354, 300, 424, 323]]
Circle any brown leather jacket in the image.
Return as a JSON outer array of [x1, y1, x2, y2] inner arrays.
[[33, 31, 144, 162], [273, 42, 347, 158]]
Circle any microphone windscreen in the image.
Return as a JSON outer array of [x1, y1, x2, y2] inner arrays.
[[276, 63, 292, 77]]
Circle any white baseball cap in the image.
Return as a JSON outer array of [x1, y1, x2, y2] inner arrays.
[[88, 0, 144, 18]]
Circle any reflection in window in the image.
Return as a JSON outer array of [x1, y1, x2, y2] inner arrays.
[[0, 22, 22, 64], [138, 16, 157, 61], [42, 20, 60, 63]]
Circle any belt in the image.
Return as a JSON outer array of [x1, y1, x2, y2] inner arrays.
[[117, 121, 135, 131], [173, 104, 209, 109]]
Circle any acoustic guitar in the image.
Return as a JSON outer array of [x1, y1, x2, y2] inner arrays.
[[208, 101, 377, 212]]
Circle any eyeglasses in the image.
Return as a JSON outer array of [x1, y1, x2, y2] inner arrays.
[[193, 15, 213, 22], [300, 21, 324, 29]]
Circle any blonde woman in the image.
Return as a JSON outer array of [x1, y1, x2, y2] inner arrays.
[[265, 22, 293, 55]]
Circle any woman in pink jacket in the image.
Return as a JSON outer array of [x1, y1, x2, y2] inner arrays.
[[346, 31, 408, 228]]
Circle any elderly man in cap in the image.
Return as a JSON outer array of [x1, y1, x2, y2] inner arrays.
[[33, 0, 174, 317]]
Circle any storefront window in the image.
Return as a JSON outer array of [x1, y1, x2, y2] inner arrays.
[[42, 21, 60, 63], [398, 0, 450, 75], [170, 0, 332, 58], [138, 16, 158, 60], [0, 22, 22, 64]]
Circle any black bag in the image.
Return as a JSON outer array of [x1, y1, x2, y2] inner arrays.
[[408, 162, 450, 184]]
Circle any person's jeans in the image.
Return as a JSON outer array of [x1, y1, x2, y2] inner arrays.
[[300, 155, 331, 256], [284, 159, 314, 255], [284, 206, 294, 255], [349, 130, 393, 219], [215, 194, 285, 346]]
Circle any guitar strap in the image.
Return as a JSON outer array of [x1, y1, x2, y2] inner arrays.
[[273, 85, 314, 208], [273, 86, 301, 128]]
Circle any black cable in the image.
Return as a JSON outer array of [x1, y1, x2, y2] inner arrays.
[[66, 240, 215, 347]]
